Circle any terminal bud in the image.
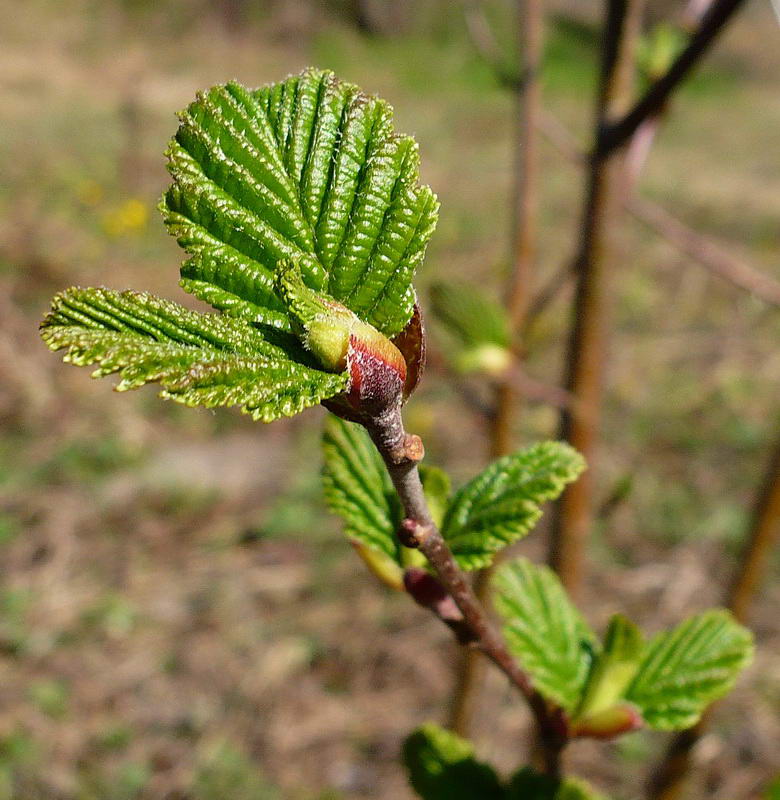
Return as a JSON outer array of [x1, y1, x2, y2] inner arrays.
[[276, 259, 407, 416]]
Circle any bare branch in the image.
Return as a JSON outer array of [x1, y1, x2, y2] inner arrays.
[[533, 112, 780, 308], [629, 197, 780, 306], [599, 0, 748, 155]]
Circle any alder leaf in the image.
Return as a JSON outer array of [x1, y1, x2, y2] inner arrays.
[[441, 442, 585, 570], [493, 558, 598, 712], [164, 69, 439, 338], [40, 287, 348, 421], [402, 724, 504, 800], [322, 416, 404, 563], [625, 610, 754, 730]]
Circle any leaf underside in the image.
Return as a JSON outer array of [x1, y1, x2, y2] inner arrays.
[[493, 558, 597, 713], [441, 442, 585, 570], [41, 287, 348, 422], [625, 610, 753, 730], [322, 416, 405, 563], [164, 69, 439, 339]]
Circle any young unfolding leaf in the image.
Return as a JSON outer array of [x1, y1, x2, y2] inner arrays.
[[40, 287, 348, 422], [441, 442, 585, 570], [322, 416, 425, 579], [575, 615, 644, 720], [164, 69, 439, 339], [507, 767, 607, 800], [43, 70, 438, 423], [625, 610, 753, 730], [402, 724, 504, 800], [322, 416, 401, 559], [429, 281, 512, 375], [493, 558, 597, 713]]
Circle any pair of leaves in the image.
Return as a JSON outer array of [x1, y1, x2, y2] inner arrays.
[[42, 69, 438, 422], [493, 558, 754, 732], [402, 724, 604, 800], [322, 417, 584, 574]]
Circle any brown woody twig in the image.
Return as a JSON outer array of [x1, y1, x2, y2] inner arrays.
[[363, 406, 567, 776]]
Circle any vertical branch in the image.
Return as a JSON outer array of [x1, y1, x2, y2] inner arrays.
[[493, 0, 545, 459], [547, 0, 646, 599], [448, 0, 545, 739], [648, 431, 780, 800]]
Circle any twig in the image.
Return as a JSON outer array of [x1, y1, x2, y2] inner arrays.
[[531, 113, 780, 308], [628, 197, 780, 306], [502, 365, 577, 411], [599, 0, 748, 156], [363, 406, 567, 776], [547, 0, 647, 599]]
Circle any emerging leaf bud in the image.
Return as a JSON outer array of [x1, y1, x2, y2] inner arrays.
[[276, 259, 407, 415], [570, 702, 644, 739], [574, 614, 644, 730]]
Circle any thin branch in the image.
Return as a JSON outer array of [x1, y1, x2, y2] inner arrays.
[[531, 112, 780, 309], [599, 0, 748, 155], [462, 0, 524, 90], [363, 406, 566, 776], [502, 365, 577, 411], [547, 0, 646, 599], [629, 197, 780, 306]]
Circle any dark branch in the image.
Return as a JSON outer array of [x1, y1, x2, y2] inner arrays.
[[598, 0, 748, 156]]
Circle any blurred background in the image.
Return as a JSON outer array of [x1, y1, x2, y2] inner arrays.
[[1, 1, 778, 798]]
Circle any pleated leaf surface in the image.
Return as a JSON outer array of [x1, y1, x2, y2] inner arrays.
[[440, 442, 585, 570], [163, 69, 439, 338], [41, 287, 348, 422], [493, 558, 598, 713]]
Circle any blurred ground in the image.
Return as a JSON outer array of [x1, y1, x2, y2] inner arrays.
[[0, 1, 778, 798]]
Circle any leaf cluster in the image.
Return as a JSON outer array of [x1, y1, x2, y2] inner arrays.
[[322, 417, 584, 574], [41, 69, 439, 422], [403, 724, 604, 800], [493, 559, 754, 732]]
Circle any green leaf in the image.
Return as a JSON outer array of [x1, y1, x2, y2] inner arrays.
[[430, 281, 511, 375], [40, 287, 348, 422], [430, 281, 510, 348], [440, 442, 585, 570], [402, 724, 504, 800], [322, 415, 404, 563], [493, 558, 597, 712], [625, 610, 754, 730], [164, 69, 439, 339], [507, 767, 607, 800]]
